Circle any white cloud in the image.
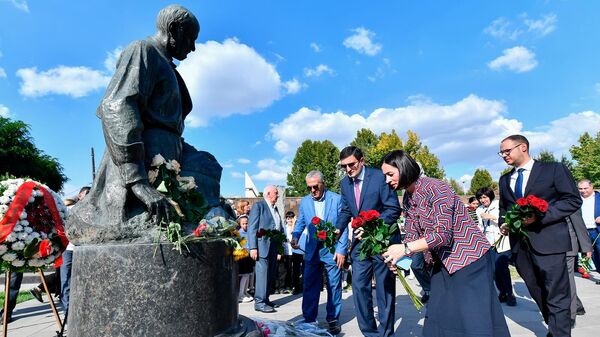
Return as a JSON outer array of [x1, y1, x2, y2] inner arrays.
[[237, 158, 251, 164], [103, 46, 123, 72], [283, 78, 305, 94], [488, 46, 537, 73], [16, 66, 111, 98], [343, 27, 382, 56], [459, 174, 473, 192], [231, 171, 244, 178], [310, 43, 321, 53], [5, 0, 29, 12], [0, 68, 6, 78], [252, 158, 290, 182], [178, 38, 284, 127], [304, 64, 334, 78], [484, 17, 522, 40], [524, 13, 557, 37], [268, 95, 600, 182], [0, 104, 10, 118]]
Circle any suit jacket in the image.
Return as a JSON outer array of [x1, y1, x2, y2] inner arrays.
[[499, 161, 582, 254], [337, 167, 401, 243], [593, 191, 600, 220], [292, 190, 349, 261], [247, 199, 283, 258], [566, 209, 593, 256]]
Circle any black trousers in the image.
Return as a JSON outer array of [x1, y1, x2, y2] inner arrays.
[[514, 240, 571, 337], [2, 272, 23, 317]]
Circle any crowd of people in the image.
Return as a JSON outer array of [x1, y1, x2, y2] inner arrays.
[[238, 134, 598, 337]]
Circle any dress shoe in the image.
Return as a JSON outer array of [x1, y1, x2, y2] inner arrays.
[[30, 287, 44, 303], [576, 306, 586, 316], [328, 320, 341, 335], [506, 294, 517, 306], [498, 294, 507, 303], [265, 301, 280, 308], [0, 313, 13, 324], [421, 293, 429, 304], [254, 305, 276, 313]]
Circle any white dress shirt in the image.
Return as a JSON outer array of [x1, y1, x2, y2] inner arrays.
[[510, 159, 535, 196], [581, 194, 596, 229]]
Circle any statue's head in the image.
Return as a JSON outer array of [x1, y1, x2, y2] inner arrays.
[[156, 4, 200, 61]]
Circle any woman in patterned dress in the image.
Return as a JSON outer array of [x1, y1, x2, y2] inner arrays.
[[381, 150, 510, 337]]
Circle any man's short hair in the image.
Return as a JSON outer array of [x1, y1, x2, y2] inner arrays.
[[305, 170, 324, 183], [339, 146, 364, 161], [578, 179, 592, 187], [502, 134, 530, 151], [156, 4, 198, 34]]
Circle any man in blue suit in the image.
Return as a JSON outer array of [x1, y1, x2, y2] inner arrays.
[[291, 170, 349, 335], [336, 146, 402, 337], [248, 185, 283, 313]]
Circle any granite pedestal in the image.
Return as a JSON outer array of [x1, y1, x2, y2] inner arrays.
[[68, 241, 258, 337]]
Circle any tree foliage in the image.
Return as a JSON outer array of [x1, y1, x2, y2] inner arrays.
[[0, 117, 67, 191], [570, 131, 600, 186], [445, 178, 464, 195], [287, 140, 340, 196], [536, 149, 574, 172], [469, 168, 496, 195], [351, 128, 378, 164]]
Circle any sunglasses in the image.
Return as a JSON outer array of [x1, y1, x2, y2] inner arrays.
[[339, 161, 360, 170], [307, 184, 322, 191]]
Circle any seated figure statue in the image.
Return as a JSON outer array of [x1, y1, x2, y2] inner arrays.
[[68, 5, 226, 244]]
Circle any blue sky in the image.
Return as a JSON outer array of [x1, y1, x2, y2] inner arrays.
[[1, 0, 600, 197]]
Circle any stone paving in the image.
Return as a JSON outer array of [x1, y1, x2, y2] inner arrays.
[[3, 274, 599, 336]]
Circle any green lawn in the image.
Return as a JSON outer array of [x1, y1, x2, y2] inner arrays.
[[0, 291, 35, 305]]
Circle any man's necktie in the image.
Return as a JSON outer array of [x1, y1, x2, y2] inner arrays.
[[354, 178, 361, 209], [514, 168, 525, 199], [273, 205, 281, 230]]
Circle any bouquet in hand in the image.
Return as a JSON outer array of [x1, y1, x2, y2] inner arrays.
[[351, 210, 423, 311], [311, 216, 337, 254], [578, 235, 598, 279], [495, 195, 548, 250], [257, 228, 287, 255]]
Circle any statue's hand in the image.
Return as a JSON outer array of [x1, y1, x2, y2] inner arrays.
[[131, 182, 170, 225]]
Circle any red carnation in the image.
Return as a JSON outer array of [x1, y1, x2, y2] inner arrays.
[[533, 198, 548, 213], [317, 230, 327, 240], [311, 216, 321, 225], [359, 211, 368, 219], [516, 198, 528, 207], [193, 223, 207, 237], [366, 210, 380, 221], [351, 217, 365, 229], [39, 239, 52, 258], [256, 229, 267, 238]]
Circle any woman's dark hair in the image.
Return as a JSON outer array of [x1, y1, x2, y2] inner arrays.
[[381, 150, 420, 189], [339, 146, 364, 161], [468, 196, 478, 204], [475, 187, 495, 202]]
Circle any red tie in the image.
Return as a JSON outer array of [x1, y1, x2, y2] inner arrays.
[[354, 178, 361, 209]]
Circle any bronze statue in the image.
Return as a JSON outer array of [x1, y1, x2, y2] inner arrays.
[[67, 4, 224, 244]]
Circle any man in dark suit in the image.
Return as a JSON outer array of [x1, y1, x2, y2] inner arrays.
[[565, 209, 592, 327], [498, 135, 582, 337], [247, 185, 283, 313], [336, 146, 401, 337]]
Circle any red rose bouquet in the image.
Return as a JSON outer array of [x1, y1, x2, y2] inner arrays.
[[256, 228, 287, 255], [495, 195, 549, 250], [311, 216, 337, 254]]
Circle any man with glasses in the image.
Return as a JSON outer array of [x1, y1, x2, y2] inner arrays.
[[336, 146, 401, 337], [498, 135, 581, 337], [291, 170, 349, 335]]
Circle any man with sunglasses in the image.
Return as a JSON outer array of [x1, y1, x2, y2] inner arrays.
[[336, 146, 401, 337], [498, 135, 581, 337], [290, 170, 348, 335]]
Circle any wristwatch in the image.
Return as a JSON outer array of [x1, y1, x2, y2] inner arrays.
[[403, 242, 412, 255]]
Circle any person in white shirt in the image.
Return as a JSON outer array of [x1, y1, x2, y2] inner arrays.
[[577, 179, 600, 271], [475, 187, 515, 306]]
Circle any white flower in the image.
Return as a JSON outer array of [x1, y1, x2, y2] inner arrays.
[[2, 253, 17, 262], [28, 196, 35, 204], [0, 196, 10, 204], [18, 232, 29, 240], [28, 259, 44, 267], [19, 219, 29, 227], [24, 235, 34, 244], [11, 259, 25, 267], [24, 226, 33, 233], [11, 241, 25, 251], [177, 176, 196, 191], [5, 233, 18, 242], [0, 205, 8, 213], [40, 232, 48, 239], [148, 169, 159, 184], [20, 211, 27, 219], [170, 160, 181, 174], [0, 245, 7, 255], [150, 154, 167, 167], [13, 224, 23, 232]]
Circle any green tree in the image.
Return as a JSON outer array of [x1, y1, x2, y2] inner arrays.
[[405, 130, 445, 179], [351, 128, 379, 164], [368, 130, 403, 167], [570, 131, 600, 186], [536, 149, 574, 172], [469, 168, 495, 195], [0, 117, 67, 191], [445, 178, 464, 195], [287, 140, 340, 196]]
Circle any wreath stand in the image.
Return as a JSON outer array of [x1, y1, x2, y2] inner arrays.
[[2, 269, 63, 337]]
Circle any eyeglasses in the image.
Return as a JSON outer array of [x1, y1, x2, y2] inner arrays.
[[497, 144, 522, 157], [339, 161, 360, 170], [285, 216, 294, 219], [307, 184, 322, 191]]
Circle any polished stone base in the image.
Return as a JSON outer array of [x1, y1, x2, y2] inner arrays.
[[68, 241, 256, 337]]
